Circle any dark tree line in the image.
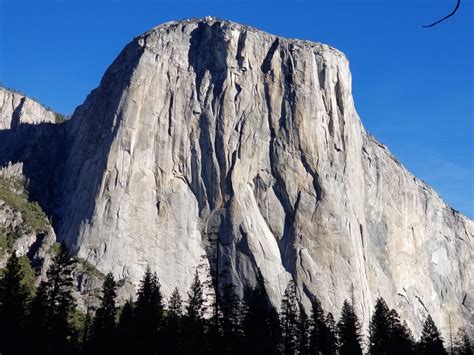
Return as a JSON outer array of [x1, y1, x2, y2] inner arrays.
[[0, 246, 472, 355]]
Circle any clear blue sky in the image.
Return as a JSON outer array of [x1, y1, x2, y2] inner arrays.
[[0, 0, 472, 217]]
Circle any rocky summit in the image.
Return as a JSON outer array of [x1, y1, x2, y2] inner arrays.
[[0, 18, 472, 336]]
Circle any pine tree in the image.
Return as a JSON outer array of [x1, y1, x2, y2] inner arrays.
[[268, 306, 283, 354], [183, 269, 207, 354], [169, 287, 184, 318], [116, 298, 135, 355], [28, 281, 49, 352], [368, 297, 391, 354], [367, 298, 415, 355], [388, 310, 415, 354], [454, 328, 473, 355], [308, 298, 337, 355], [90, 273, 118, 354], [69, 308, 87, 352], [337, 300, 363, 355], [81, 305, 95, 354], [0, 252, 31, 355], [324, 312, 339, 355], [134, 267, 164, 355], [47, 243, 77, 354], [418, 315, 447, 355], [219, 281, 244, 354], [28, 242, 77, 355], [309, 297, 326, 354], [298, 303, 310, 355], [243, 269, 281, 354], [163, 287, 184, 355], [186, 270, 206, 320], [281, 281, 300, 355]]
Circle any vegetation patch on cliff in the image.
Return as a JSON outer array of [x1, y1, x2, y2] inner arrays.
[[0, 175, 49, 236], [76, 257, 106, 280], [0, 230, 8, 256]]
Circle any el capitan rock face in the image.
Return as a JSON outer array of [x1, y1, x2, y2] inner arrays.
[[0, 18, 472, 336]]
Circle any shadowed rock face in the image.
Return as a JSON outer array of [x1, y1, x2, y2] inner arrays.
[[0, 88, 69, 212], [0, 18, 472, 337]]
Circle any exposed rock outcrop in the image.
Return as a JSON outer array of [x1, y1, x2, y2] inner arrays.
[[0, 87, 57, 129], [0, 18, 472, 337], [0, 163, 55, 276]]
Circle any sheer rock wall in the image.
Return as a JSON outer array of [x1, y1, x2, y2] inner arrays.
[[0, 19, 471, 337]]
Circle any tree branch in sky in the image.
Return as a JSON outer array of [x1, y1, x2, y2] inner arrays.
[[423, 0, 461, 28]]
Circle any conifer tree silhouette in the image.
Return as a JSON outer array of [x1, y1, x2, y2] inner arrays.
[[28, 242, 77, 355], [418, 315, 447, 355], [388, 309, 415, 354], [243, 268, 281, 354], [324, 312, 339, 355], [89, 272, 118, 355], [297, 303, 310, 355], [309, 297, 326, 354], [337, 300, 363, 355], [134, 267, 164, 355], [183, 269, 207, 354], [219, 281, 244, 354], [163, 287, 184, 354], [281, 281, 299, 355], [368, 297, 391, 354], [454, 328, 473, 355], [116, 298, 135, 355], [0, 252, 31, 355]]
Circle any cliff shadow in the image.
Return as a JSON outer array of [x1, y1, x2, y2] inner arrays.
[[51, 40, 147, 250], [0, 40, 146, 249], [188, 22, 242, 294], [188, 21, 233, 214], [0, 121, 69, 220]]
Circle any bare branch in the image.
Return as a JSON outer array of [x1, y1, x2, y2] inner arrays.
[[423, 0, 461, 28]]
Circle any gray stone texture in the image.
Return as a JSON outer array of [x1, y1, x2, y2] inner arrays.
[[0, 18, 471, 337]]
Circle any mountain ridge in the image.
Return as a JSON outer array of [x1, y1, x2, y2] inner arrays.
[[0, 18, 472, 338]]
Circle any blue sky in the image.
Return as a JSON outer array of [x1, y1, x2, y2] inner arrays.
[[0, 0, 472, 217]]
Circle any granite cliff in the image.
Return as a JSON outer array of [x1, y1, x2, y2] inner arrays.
[[0, 87, 58, 129], [0, 18, 472, 336]]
